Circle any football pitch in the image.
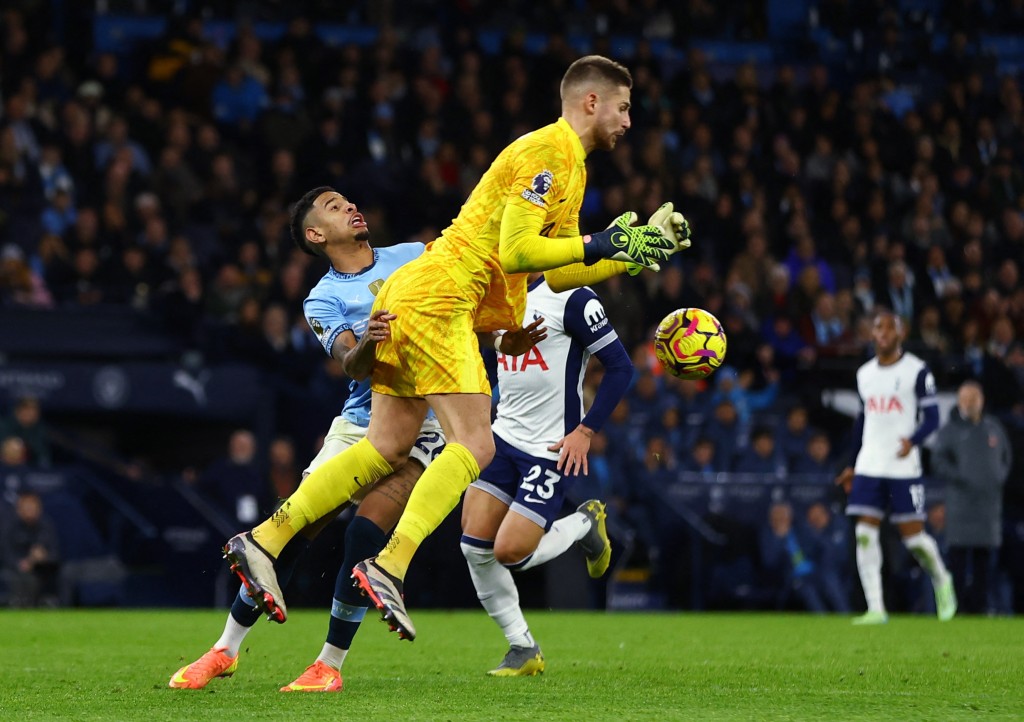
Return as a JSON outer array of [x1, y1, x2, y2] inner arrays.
[[2, 610, 1022, 721]]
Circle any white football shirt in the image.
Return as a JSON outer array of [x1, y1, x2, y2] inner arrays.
[[854, 351, 936, 478], [491, 278, 618, 460]]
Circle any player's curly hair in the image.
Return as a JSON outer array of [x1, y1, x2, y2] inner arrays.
[[289, 185, 336, 257], [560, 55, 632, 100]]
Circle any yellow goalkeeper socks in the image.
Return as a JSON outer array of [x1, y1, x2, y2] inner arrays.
[[252, 437, 392, 557], [376, 442, 480, 579]]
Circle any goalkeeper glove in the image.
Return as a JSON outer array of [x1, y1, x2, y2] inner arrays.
[[583, 212, 674, 271], [648, 202, 692, 252]]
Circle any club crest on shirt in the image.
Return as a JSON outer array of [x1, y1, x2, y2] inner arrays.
[[309, 317, 331, 339], [521, 169, 554, 207]]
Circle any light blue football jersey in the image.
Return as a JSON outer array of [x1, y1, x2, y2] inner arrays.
[[303, 243, 424, 426]]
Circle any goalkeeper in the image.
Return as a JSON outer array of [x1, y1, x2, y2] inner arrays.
[[224, 55, 692, 641]]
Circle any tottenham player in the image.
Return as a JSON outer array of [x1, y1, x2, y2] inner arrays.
[[461, 272, 633, 675], [835, 309, 957, 624], [172, 187, 540, 692]]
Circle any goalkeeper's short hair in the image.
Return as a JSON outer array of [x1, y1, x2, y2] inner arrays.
[[560, 55, 632, 101], [289, 185, 336, 257]]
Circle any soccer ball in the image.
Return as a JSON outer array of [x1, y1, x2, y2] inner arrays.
[[654, 308, 727, 380]]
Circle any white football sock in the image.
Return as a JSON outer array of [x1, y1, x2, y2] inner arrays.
[[902, 531, 952, 588], [516, 511, 590, 571], [214, 614, 251, 658], [316, 643, 348, 671], [461, 541, 534, 648], [855, 522, 885, 614]]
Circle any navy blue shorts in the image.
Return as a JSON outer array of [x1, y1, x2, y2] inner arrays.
[[471, 433, 569, 530], [846, 474, 926, 522]]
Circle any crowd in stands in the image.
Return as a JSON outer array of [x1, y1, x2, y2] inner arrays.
[[1, 1, 1023, 611]]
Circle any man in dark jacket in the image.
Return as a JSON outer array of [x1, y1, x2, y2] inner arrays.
[[1, 491, 60, 607], [930, 381, 1012, 614]]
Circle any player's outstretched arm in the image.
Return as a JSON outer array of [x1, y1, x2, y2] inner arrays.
[[544, 204, 693, 292], [334, 309, 396, 380], [544, 259, 631, 292], [580, 211, 675, 270], [498, 203, 678, 276]]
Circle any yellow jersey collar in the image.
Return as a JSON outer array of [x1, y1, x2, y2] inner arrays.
[[556, 117, 588, 164]]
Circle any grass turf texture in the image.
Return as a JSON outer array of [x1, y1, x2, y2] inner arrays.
[[2, 610, 1022, 721]]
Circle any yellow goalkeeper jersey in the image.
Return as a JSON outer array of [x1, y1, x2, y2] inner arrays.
[[421, 117, 587, 331]]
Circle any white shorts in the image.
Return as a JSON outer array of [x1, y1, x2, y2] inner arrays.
[[302, 416, 445, 500]]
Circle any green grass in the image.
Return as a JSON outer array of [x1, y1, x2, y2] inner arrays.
[[1, 610, 1022, 721]]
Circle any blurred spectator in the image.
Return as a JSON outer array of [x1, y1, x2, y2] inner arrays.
[[733, 426, 785, 477], [637, 434, 681, 604], [647, 405, 690, 456], [196, 430, 266, 527], [784, 235, 836, 295], [879, 260, 921, 322], [708, 366, 780, 427], [800, 291, 851, 353], [158, 267, 206, 348], [0, 397, 52, 468], [94, 115, 152, 176], [40, 183, 77, 237], [1, 436, 31, 503], [759, 501, 827, 613], [777, 405, 811, 468], [919, 246, 956, 303], [703, 399, 742, 471], [54, 247, 105, 305], [906, 304, 949, 369], [664, 376, 710, 427], [680, 436, 718, 478], [931, 381, 1012, 614], [602, 399, 642, 473], [0, 490, 60, 607], [212, 64, 269, 132], [761, 315, 815, 379], [802, 502, 851, 612], [626, 370, 664, 433], [267, 436, 299, 499], [791, 430, 835, 480], [0, 244, 53, 307]]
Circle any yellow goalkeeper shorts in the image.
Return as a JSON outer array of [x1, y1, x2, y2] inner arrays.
[[371, 261, 491, 398]]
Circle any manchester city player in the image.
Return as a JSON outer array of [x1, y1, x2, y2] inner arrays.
[[174, 188, 453, 691], [835, 309, 957, 624], [461, 272, 633, 675]]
